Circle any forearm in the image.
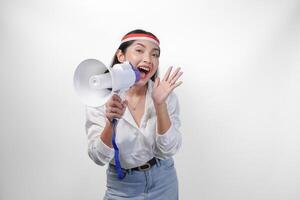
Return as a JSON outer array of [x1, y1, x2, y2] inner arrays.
[[154, 102, 171, 134], [100, 120, 113, 148]]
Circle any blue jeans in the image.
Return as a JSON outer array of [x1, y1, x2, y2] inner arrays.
[[104, 158, 178, 200]]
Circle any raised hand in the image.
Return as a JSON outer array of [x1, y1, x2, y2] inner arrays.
[[152, 66, 183, 106]]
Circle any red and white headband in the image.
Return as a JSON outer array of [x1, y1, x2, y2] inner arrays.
[[121, 33, 160, 46]]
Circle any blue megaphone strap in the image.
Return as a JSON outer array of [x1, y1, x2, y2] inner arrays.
[[111, 119, 125, 179]]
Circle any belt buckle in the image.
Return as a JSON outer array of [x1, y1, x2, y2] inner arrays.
[[138, 163, 151, 171]]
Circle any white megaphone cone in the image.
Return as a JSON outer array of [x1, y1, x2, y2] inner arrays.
[[73, 59, 141, 107]]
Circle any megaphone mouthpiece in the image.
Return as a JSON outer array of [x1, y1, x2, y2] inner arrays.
[[111, 61, 141, 92]]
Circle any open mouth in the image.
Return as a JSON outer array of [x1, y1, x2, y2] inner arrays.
[[137, 66, 150, 78]]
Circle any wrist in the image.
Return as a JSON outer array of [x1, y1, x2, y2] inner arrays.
[[154, 102, 167, 111], [105, 118, 113, 127]]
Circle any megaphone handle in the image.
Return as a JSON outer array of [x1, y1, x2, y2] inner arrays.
[[113, 90, 128, 102], [111, 118, 125, 179]]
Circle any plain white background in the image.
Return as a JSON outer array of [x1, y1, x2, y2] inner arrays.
[[1, 0, 300, 199]]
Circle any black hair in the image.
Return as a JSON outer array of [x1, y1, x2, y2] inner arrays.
[[110, 29, 160, 81]]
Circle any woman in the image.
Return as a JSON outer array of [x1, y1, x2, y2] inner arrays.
[[85, 29, 183, 199]]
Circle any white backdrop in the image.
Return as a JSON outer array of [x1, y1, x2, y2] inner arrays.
[[1, 0, 300, 199]]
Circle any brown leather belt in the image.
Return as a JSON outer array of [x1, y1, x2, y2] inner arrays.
[[131, 157, 157, 171], [110, 157, 157, 172]]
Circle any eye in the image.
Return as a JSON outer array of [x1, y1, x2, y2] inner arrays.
[[135, 49, 143, 53], [152, 52, 160, 58]]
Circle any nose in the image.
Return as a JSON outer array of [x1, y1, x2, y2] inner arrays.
[[143, 53, 152, 64]]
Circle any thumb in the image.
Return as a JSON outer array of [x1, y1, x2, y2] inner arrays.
[[154, 77, 160, 88], [123, 100, 128, 107]]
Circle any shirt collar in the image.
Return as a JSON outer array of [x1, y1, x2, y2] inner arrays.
[[121, 80, 155, 128]]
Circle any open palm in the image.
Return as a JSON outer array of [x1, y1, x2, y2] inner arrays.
[[152, 66, 183, 105]]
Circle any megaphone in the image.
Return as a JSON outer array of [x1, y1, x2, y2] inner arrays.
[[73, 59, 141, 107]]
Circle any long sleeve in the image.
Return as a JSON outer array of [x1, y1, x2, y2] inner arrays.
[[155, 92, 182, 158], [85, 106, 114, 166]]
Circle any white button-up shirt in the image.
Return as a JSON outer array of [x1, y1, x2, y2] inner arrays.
[[85, 81, 182, 169]]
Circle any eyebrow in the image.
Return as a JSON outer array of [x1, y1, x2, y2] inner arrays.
[[135, 43, 160, 52]]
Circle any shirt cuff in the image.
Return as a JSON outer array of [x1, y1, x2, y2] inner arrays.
[[94, 138, 114, 159], [156, 124, 176, 146]]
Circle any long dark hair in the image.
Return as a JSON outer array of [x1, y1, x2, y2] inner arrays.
[[110, 29, 160, 81]]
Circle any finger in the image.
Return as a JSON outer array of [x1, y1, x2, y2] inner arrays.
[[170, 71, 183, 85], [107, 95, 124, 108], [105, 107, 112, 114], [107, 101, 123, 110], [107, 107, 124, 116], [106, 113, 122, 120], [168, 67, 181, 83], [170, 81, 183, 90], [121, 100, 128, 113], [111, 101, 124, 110], [163, 66, 173, 82], [112, 94, 122, 102], [123, 100, 128, 107]]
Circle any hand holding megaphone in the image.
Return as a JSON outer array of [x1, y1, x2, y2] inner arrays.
[[73, 59, 140, 107], [104, 94, 127, 122]]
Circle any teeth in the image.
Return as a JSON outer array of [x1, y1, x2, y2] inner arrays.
[[138, 66, 150, 72]]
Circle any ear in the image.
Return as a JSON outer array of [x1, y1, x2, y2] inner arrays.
[[116, 49, 126, 63]]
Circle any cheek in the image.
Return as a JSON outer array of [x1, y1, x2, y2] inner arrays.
[[126, 55, 139, 66], [150, 65, 158, 76], [153, 61, 159, 71]]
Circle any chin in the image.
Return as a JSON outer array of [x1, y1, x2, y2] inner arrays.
[[136, 79, 149, 86]]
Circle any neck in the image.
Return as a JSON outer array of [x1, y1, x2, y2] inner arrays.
[[126, 84, 147, 97]]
